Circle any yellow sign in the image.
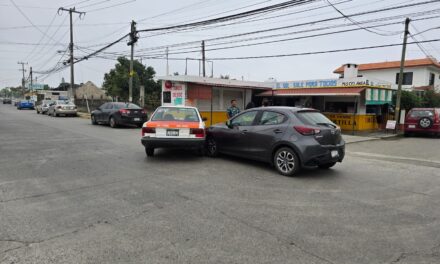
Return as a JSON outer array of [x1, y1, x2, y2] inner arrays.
[[324, 113, 379, 131]]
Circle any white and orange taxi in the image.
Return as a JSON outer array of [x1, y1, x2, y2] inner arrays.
[[141, 106, 207, 156]]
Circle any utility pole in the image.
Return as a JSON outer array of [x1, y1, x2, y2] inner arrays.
[[58, 7, 85, 99], [395, 18, 411, 130], [127, 20, 138, 103], [185, 58, 188, 75], [30, 67, 33, 92], [202, 40, 206, 77], [17, 61, 27, 97], [166, 47, 169, 76]]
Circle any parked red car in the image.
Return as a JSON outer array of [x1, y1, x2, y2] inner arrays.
[[404, 108, 440, 136]]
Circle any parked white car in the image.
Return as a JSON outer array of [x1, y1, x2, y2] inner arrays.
[[48, 100, 77, 117]]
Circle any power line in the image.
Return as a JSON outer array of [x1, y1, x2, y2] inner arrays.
[[9, 0, 62, 44], [325, 0, 399, 36], [206, 38, 440, 60], [85, 0, 136, 12]]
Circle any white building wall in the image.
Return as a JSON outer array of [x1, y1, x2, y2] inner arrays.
[[357, 66, 440, 90]]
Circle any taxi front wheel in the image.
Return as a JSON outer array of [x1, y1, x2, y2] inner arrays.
[[145, 147, 155, 157]]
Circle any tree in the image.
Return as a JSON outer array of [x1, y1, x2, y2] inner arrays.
[[392, 91, 421, 111], [422, 90, 440, 107], [103, 57, 161, 109], [220, 74, 230, 79]]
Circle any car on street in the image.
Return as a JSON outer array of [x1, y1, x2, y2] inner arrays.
[[205, 107, 345, 176], [2, 98, 11, 104], [36, 100, 55, 114], [404, 108, 440, 136], [91, 102, 148, 128], [48, 100, 77, 117], [141, 106, 207, 156], [16, 100, 35, 110]]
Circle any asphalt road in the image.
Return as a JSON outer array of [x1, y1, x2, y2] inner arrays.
[[1, 104, 440, 264]]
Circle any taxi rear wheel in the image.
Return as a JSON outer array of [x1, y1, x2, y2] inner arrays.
[[145, 147, 154, 157]]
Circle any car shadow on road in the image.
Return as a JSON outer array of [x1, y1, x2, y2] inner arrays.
[[208, 154, 341, 180]]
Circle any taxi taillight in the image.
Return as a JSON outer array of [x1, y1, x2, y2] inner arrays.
[[142, 127, 155, 135], [190, 128, 205, 138]]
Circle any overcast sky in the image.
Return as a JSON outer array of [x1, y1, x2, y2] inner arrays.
[[1, 0, 440, 88]]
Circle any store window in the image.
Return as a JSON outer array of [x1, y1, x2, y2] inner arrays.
[[429, 73, 435, 86], [395, 72, 413, 85]]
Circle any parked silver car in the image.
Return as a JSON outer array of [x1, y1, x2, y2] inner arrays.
[[36, 100, 55, 114], [48, 100, 77, 117]]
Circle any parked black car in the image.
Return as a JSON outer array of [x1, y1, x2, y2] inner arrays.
[[91, 102, 148, 128], [2, 98, 11, 104], [205, 107, 345, 176]]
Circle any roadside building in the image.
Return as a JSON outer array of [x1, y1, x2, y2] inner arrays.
[[333, 57, 440, 92], [263, 64, 394, 131], [158, 75, 272, 125], [75, 81, 108, 100]]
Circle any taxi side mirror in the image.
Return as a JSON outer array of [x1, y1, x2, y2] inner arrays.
[[202, 117, 208, 122]]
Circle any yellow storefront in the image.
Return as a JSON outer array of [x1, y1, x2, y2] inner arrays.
[[258, 86, 394, 131]]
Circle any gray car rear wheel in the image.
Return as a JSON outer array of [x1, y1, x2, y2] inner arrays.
[[273, 147, 299, 176]]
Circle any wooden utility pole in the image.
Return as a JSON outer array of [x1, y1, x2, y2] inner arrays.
[[202, 41, 206, 77], [30, 67, 33, 92], [58, 7, 85, 99], [127, 20, 138, 103], [395, 18, 411, 128], [17, 61, 27, 96]]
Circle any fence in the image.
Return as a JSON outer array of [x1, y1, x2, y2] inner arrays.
[[74, 98, 110, 113]]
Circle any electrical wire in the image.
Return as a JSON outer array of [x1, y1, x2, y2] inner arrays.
[[85, 0, 136, 12], [205, 38, 440, 60]]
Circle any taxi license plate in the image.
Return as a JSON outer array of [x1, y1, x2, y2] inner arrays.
[[134, 118, 140, 121], [408, 125, 416, 128], [331, 150, 339, 158], [167, 129, 179, 136]]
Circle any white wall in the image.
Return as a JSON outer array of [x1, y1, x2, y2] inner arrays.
[[357, 66, 440, 90]]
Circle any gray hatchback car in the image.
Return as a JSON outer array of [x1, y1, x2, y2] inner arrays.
[[205, 107, 345, 176]]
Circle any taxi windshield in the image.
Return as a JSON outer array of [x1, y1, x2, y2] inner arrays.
[[152, 107, 199, 122]]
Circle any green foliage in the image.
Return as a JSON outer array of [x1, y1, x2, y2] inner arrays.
[[103, 57, 161, 108], [422, 90, 440, 107], [392, 91, 421, 111]]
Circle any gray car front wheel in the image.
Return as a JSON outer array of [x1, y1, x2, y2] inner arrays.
[[273, 147, 299, 176]]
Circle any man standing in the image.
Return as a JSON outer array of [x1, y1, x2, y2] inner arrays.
[[227, 99, 240, 119]]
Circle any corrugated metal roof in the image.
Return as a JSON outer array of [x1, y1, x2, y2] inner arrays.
[[157, 75, 272, 90]]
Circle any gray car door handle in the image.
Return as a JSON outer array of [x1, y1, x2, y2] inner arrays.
[[241, 130, 248, 134], [273, 129, 283, 134]]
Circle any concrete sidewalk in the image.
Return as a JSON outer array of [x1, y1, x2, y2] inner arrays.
[[342, 131, 400, 144]]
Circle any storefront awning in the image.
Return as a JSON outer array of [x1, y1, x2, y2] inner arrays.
[[257, 87, 366, 97]]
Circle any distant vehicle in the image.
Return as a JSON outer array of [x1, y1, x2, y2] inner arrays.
[[17, 100, 35, 110], [47, 100, 77, 117], [2, 98, 11, 104], [205, 107, 345, 176], [91, 102, 148, 128], [36, 100, 55, 114], [404, 108, 440, 137], [13, 99, 19, 106], [141, 106, 207, 156]]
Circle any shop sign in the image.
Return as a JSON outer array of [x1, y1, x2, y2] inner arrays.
[[274, 79, 337, 89], [163, 82, 186, 106], [325, 113, 357, 127]]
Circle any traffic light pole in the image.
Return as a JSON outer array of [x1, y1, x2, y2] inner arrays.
[[128, 20, 138, 103]]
